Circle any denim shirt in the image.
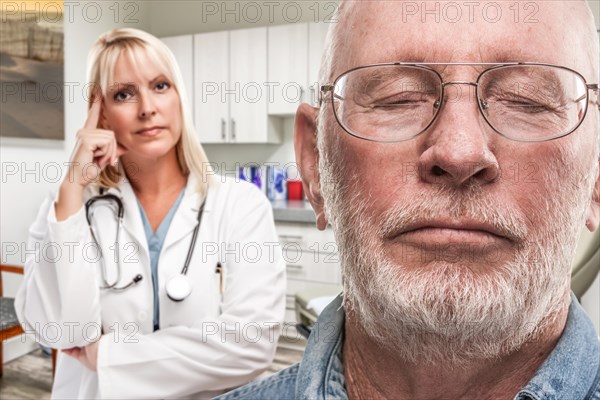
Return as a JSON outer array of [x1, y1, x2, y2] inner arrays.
[[217, 293, 600, 400]]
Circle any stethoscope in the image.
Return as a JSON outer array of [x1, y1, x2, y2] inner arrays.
[[85, 189, 206, 302]]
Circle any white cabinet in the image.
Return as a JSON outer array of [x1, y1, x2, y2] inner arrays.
[[229, 28, 272, 143], [267, 23, 309, 115], [160, 35, 194, 120], [194, 27, 281, 144], [266, 22, 331, 115], [276, 222, 341, 324], [308, 23, 331, 106], [194, 31, 228, 143], [164, 23, 331, 141]]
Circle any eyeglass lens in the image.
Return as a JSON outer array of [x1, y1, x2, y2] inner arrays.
[[332, 64, 589, 142]]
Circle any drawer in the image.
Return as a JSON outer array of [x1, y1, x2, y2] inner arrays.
[[276, 222, 336, 251], [284, 249, 341, 284]]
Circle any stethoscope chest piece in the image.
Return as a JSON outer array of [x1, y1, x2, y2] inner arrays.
[[165, 275, 192, 302]]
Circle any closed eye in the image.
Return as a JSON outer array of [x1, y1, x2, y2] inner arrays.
[[499, 99, 558, 114], [369, 93, 432, 109], [372, 99, 427, 108]]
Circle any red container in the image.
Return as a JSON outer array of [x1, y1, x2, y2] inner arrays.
[[287, 180, 304, 200]]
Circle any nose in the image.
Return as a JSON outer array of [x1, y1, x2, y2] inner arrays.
[[138, 91, 156, 119], [417, 83, 500, 187]]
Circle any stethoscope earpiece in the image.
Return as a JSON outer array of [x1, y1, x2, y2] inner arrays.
[[111, 274, 143, 292]]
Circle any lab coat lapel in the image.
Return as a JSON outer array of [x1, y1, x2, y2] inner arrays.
[[115, 179, 150, 262], [162, 174, 206, 251]]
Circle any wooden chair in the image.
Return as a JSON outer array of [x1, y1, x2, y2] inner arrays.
[[0, 264, 56, 378]]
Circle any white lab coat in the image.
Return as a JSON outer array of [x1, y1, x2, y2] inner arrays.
[[14, 174, 286, 399]]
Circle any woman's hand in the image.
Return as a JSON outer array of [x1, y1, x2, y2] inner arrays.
[[55, 95, 127, 221], [63, 340, 100, 372], [67, 95, 127, 188]]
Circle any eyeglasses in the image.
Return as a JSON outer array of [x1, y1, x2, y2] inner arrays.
[[320, 63, 600, 142]]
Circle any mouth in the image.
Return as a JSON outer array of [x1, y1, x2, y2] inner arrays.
[[387, 220, 515, 246], [135, 126, 165, 136]]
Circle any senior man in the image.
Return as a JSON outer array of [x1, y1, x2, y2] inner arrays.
[[219, 0, 600, 399]]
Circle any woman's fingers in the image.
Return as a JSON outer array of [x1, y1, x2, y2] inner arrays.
[[84, 95, 103, 130], [70, 98, 123, 186], [97, 136, 115, 168], [99, 136, 115, 163], [82, 131, 118, 169], [80, 93, 121, 169]]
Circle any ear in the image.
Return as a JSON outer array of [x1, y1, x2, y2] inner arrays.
[[295, 103, 327, 230], [585, 159, 600, 231]]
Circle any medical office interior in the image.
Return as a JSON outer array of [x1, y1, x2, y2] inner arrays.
[[0, 0, 599, 397]]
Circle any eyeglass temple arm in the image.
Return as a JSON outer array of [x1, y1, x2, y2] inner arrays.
[[320, 84, 345, 105], [587, 84, 600, 110], [553, 84, 599, 110]]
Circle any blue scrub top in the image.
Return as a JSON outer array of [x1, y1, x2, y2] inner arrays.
[[136, 188, 186, 331]]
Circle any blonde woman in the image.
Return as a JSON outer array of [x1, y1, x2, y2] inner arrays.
[[15, 28, 286, 399]]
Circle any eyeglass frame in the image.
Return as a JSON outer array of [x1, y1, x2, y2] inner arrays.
[[319, 62, 600, 143]]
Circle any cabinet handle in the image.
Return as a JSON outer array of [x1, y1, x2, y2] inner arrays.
[[286, 264, 303, 271], [231, 118, 236, 142], [279, 234, 303, 240], [221, 118, 226, 141]]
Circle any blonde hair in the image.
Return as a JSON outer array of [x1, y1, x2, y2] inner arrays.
[[86, 28, 213, 198]]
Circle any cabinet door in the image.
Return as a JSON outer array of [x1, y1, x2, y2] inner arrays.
[[267, 23, 308, 116], [194, 31, 229, 143], [308, 23, 331, 106], [229, 27, 268, 143], [161, 35, 194, 120]]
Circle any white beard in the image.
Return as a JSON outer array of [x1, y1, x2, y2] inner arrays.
[[316, 116, 595, 365]]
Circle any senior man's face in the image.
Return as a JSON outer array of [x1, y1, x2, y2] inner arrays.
[[298, 1, 600, 364]]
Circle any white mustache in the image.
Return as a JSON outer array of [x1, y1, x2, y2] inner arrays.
[[376, 187, 529, 243]]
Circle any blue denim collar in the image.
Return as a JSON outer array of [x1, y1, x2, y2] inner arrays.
[[297, 293, 599, 399], [295, 294, 348, 399], [515, 293, 600, 400]]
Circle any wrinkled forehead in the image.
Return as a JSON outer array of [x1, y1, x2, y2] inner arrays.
[[336, 1, 593, 79]]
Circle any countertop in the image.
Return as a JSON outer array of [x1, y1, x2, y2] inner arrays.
[[270, 200, 316, 224]]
